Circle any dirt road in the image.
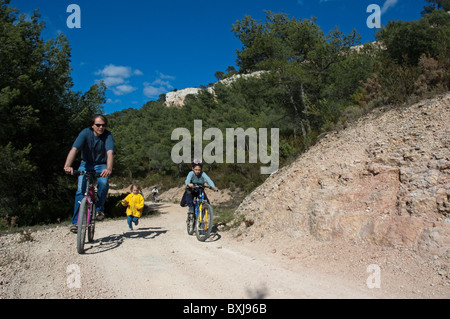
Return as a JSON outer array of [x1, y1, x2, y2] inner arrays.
[[1, 202, 448, 300], [77, 203, 374, 299]]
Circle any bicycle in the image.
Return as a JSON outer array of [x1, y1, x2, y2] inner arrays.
[[186, 185, 215, 242], [73, 171, 101, 254]]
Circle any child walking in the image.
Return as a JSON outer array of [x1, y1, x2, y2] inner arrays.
[[121, 183, 145, 230]]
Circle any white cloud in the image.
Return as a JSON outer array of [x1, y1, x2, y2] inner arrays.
[[102, 76, 125, 87], [95, 64, 142, 96], [113, 85, 137, 96], [106, 98, 121, 104], [381, 0, 398, 14], [143, 84, 166, 98], [158, 72, 175, 80], [151, 79, 173, 87], [143, 72, 175, 98], [96, 65, 174, 99], [96, 65, 132, 78]]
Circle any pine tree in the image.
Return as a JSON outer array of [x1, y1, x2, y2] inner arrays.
[[422, 0, 450, 15]]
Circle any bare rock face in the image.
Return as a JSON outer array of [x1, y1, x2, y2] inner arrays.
[[165, 88, 203, 107], [235, 93, 450, 258], [164, 71, 268, 107]]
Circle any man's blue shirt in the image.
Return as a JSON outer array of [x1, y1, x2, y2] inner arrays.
[[72, 128, 115, 165]]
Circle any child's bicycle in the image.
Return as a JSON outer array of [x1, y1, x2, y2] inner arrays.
[[73, 171, 101, 254], [186, 185, 215, 242]]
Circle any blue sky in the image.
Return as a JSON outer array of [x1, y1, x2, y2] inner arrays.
[[10, 0, 426, 114]]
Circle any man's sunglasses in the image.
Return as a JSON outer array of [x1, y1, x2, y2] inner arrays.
[[94, 124, 106, 127]]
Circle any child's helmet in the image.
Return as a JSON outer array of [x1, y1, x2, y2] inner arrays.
[[192, 159, 203, 167]]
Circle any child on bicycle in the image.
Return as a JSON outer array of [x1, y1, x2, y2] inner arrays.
[[180, 159, 218, 220], [121, 183, 145, 231]]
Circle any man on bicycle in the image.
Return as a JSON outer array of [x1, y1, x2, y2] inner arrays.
[[64, 114, 116, 232]]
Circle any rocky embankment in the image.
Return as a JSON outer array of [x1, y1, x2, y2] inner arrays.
[[235, 94, 450, 261]]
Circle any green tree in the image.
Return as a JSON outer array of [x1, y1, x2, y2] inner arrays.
[[214, 71, 225, 81], [232, 11, 362, 143], [360, 7, 449, 107], [0, 0, 106, 227], [422, 0, 450, 15], [232, 12, 324, 72], [376, 9, 450, 65]]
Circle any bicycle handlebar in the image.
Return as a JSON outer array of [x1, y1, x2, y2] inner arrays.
[[191, 184, 218, 192], [73, 171, 102, 178], [191, 184, 212, 189]]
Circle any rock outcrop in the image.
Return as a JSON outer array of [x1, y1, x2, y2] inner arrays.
[[164, 71, 268, 107], [165, 87, 206, 107], [235, 93, 450, 258]]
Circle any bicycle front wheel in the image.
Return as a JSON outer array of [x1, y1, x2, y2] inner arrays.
[[76, 198, 88, 254], [196, 203, 213, 242], [87, 203, 96, 243], [187, 212, 195, 235]]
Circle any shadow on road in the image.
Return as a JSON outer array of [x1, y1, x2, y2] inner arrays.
[[84, 227, 168, 254], [121, 227, 167, 240], [145, 203, 173, 215], [205, 225, 222, 242], [245, 284, 269, 299]]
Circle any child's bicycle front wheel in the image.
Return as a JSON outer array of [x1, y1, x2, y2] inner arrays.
[[186, 212, 195, 235], [195, 203, 213, 242]]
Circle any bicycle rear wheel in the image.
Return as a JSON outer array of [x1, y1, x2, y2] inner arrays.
[[76, 198, 88, 254], [196, 203, 213, 242], [87, 203, 96, 243]]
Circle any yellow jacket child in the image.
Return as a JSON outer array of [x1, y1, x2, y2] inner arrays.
[[121, 184, 144, 230]]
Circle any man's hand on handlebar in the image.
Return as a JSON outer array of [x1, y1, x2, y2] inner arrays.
[[100, 168, 112, 178]]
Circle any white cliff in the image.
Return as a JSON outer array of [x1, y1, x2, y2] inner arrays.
[[164, 71, 268, 107]]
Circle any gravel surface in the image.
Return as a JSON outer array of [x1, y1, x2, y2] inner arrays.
[[1, 203, 448, 299]]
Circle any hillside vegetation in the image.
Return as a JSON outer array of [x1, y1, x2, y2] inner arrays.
[[0, 0, 449, 228], [108, 8, 449, 191]]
